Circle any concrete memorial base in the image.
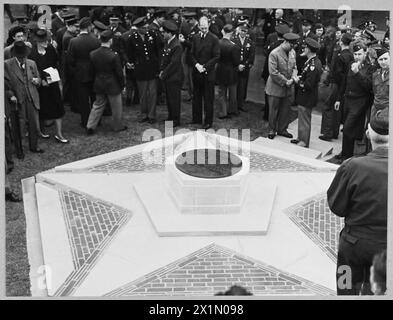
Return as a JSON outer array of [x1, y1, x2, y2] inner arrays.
[[23, 131, 342, 297]]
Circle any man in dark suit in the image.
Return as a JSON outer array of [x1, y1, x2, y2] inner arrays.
[[86, 30, 127, 134], [127, 17, 161, 124], [4, 41, 43, 153], [291, 38, 323, 148], [55, 13, 77, 54], [216, 24, 240, 119], [233, 22, 255, 113], [320, 32, 354, 141], [68, 17, 101, 128], [159, 20, 184, 127], [190, 16, 220, 129]]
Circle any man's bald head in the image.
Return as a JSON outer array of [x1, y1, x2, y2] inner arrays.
[[199, 16, 210, 35], [275, 9, 284, 19]]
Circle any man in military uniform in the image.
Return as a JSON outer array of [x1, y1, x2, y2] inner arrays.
[[327, 108, 388, 295], [55, 13, 77, 55], [68, 17, 101, 128], [216, 24, 241, 119], [232, 22, 255, 113], [86, 30, 127, 134], [179, 11, 199, 101], [159, 20, 184, 127], [296, 18, 318, 74], [320, 32, 354, 141], [336, 43, 376, 161], [108, 14, 126, 59], [265, 33, 299, 139], [127, 17, 161, 124], [262, 8, 276, 39], [261, 22, 290, 121], [189, 16, 220, 129], [92, 20, 109, 38], [291, 38, 323, 148]]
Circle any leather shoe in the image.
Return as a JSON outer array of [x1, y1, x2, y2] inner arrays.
[[277, 131, 293, 138], [319, 135, 332, 142], [290, 139, 299, 144], [187, 121, 201, 125], [54, 135, 69, 143], [202, 124, 212, 130], [86, 128, 95, 135], [39, 132, 50, 139], [267, 132, 275, 139], [218, 115, 229, 119], [30, 148, 44, 153], [6, 191, 21, 202], [17, 153, 25, 160]]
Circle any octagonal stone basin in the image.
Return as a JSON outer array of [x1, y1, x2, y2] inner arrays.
[[166, 148, 249, 214]]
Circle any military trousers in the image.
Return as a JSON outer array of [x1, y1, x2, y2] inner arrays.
[[267, 95, 291, 133], [336, 229, 386, 295], [75, 81, 94, 128], [342, 96, 369, 159], [217, 84, 237, 117], [137, 79, 157, 120], [87, 93, 124, 131], [165, 81, 182, 125], [321, 83, 341, 138], [237, 71, 249, 110], [297, 105, 312, 147]]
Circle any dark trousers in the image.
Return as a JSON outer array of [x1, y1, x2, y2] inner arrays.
[[165, 81, 182, 125], [237, 71, 249, 109], [267, 95, 291, 133], [217, 84, 237, 117], [342, 96, 368, 159], [321, 83, 341, 138], [192, 72, 215, 126], [75, 81, 94, 127], [137, 79, 158, 120], [9, 104, 24, 158], [336, 230, 386, 295], [264, 93, 270, 120]]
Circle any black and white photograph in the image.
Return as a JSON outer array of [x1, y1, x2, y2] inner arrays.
[[1, 1, 390, 299]]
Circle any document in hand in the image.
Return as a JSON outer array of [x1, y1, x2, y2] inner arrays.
[[43, 67, 60, 84]]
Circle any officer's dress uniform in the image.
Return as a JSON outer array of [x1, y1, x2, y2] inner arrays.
[[216, 37, 241, 118], [328, 146, 388, 295], [265, 36, 298, 137], [160, 35, 184, 126], [68, 31, 101, 127], [181, 22, 199, 100], [87, 44, 126, 131], [127, 29, 161, 121], [190, 30, 220, 127], [121, 29, 139, 105], [294, 55, 323, 147], [341, 59, 375, 159], [296, 30, 318, 73], [321, 47, 353, 139], [232, 32, 255, 112]]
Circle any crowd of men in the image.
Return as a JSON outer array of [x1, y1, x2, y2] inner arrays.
[[3, 6, 389, 295]]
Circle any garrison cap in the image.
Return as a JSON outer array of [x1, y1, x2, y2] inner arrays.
[[275, 23, 290, 35], [154, 9, 166, 18], [133, 16, 147, 27], [302, 17, 314, 26], [93, 20, 108, 31], [283, 32, 300, 42], [376, 46, 389, 58], [162, 20, 178, 33], [65, 17, 78, 26], [305, 37, 320, 50]]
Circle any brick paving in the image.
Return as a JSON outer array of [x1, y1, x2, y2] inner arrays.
[[105, 244, 334, 296], [286, 193, 344, 262], [54, 189, 131, 296]]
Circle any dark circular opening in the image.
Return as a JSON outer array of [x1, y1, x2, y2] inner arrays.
[[175, 149, 242, 179]]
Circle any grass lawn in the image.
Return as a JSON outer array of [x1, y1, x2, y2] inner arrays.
[[5, 94, 269, 296]]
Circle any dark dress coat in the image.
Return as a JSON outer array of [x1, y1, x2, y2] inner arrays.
[[216, 38, 241, 86], [29, 44, 65, 120], [160, 37, 184, 84]]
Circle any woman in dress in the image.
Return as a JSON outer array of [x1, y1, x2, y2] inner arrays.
[[29, 28, 68, 143]]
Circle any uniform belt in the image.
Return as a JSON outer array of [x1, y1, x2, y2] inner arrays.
[[343, 225, 387, 241]]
